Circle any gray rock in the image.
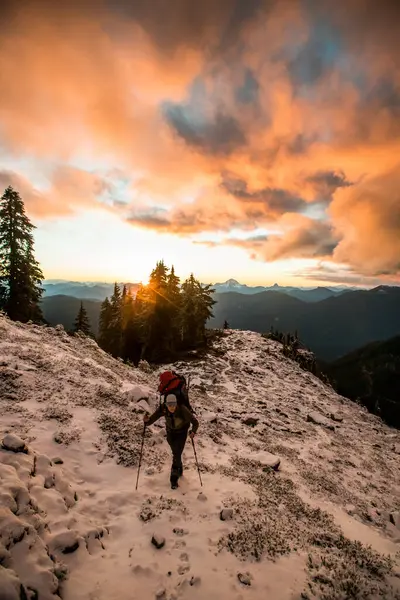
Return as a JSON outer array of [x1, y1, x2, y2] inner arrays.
[[390, 512, 400, 528], [1, 434, 27, 454], [242, 415, 259, 426], [48, 530, 80, 554], [137, 399, 151, 414], [203, 412, 218, 424], [307, 412, 335, 431], [197, 492, 207, 502], [238, 572, 252, 586], [220, 508, 234, 521], [250, 451, 281, 471], [155, 589, 167, 599], [151, 534, 165, 549], [330, 413, 343, 422]]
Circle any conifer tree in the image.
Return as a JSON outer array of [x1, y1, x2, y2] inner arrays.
[[165, 265, 181, 348], [98, 297, 112, 352], [73, 301, 91, 335], [194, 280, 216, 342], [223, 320, 229, 329], [0, 186, 44, 322], [145, 261, 170, 360], [108, 282, 123, 357], [180, 274, 198, 347]]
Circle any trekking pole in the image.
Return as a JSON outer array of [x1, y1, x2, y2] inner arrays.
[[135, 423, 146, 491], [191, 437, 203, 487]]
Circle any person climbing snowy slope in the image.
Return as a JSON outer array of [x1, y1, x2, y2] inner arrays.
[[143, 371, 199, 489]]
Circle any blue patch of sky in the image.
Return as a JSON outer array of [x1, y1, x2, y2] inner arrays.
[[235, 68, 260, 105]]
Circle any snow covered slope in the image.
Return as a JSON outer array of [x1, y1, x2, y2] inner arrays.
[[0, 314, 399, 600]]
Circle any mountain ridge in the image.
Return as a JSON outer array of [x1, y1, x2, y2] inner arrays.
[[0, 314, 399, 599]]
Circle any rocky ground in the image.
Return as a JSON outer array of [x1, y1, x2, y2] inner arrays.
[[0, 313, 399, 599]]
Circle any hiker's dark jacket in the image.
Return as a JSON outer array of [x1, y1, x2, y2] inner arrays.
[[147, 404, 199, 434]]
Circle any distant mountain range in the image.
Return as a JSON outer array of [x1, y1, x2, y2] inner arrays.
[[40, 282, 400, 362], [42, 281, 139, 300], [209, 285, 400, 361], [210, 279, 357, 302], [324, 334, 400, 428], [42, 278, 357, 302]]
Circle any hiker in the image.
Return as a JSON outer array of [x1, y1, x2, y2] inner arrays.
[[143, 372, 199, 489]]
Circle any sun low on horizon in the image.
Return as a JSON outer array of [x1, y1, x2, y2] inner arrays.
[[1, 0, 400, 289]]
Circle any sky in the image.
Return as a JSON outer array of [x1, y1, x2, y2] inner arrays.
[[0, 0, 399, 287]]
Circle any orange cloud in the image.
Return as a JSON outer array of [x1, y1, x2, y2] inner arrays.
[[0, 167, 110, 218], [330, 167, 400, 276], [0, 0, 400, 281]]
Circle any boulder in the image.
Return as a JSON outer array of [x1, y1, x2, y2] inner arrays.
[[242, 415, 259, 426], [151, 534, 165, 549], [390, 512, 400, 528], [307, 412, 335, 431], [220, 509, 234, 521], [136, 399, 151, 414], [330, 412, 343, 423], [238, 572, 252, 586], [250, 451, 281, 471], [202, 412, 218, 424], [1, 435, 27, 454], [48, 530, 80, 554]]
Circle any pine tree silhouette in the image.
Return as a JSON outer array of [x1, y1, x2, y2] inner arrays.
[[73, 301, 91, 335], [0, 186, 44, 322], [98, 297, 112, 353], [223, 320, 229, 329], [108, 283, 123, 357]]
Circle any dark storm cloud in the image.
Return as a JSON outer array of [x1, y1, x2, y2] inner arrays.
[[235, 69, 260, 105], [221, 174, 307, 214], [163, 102, 247, 156], [107, 0, 267, 54], [306, 171, 352, 204]]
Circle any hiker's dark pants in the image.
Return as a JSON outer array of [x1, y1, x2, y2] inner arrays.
[[167, 427, 188, 480]]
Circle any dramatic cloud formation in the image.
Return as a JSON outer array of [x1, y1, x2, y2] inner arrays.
[[0, 0, 399, 282]]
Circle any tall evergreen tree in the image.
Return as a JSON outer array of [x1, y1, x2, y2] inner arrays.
[[108, 283, 123, 357], [165, 265, 181, 349], [180, 274, 198, 347], [144, 261, 170, 361], [73, 301, 91, 335], [0, 186, 43, 322], [180, 275, 215, 347], [98, 297, 112, 352]]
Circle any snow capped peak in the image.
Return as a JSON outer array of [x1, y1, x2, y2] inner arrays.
[[0, 313, 399, 599]]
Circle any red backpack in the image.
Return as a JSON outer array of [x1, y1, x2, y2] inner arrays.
[[158, 371, 194, 412]]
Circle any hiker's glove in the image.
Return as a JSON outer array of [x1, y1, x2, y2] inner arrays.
[[189, 431, 196, 440]]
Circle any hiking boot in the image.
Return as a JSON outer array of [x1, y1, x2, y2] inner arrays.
[[170, 477, 179, 490]]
